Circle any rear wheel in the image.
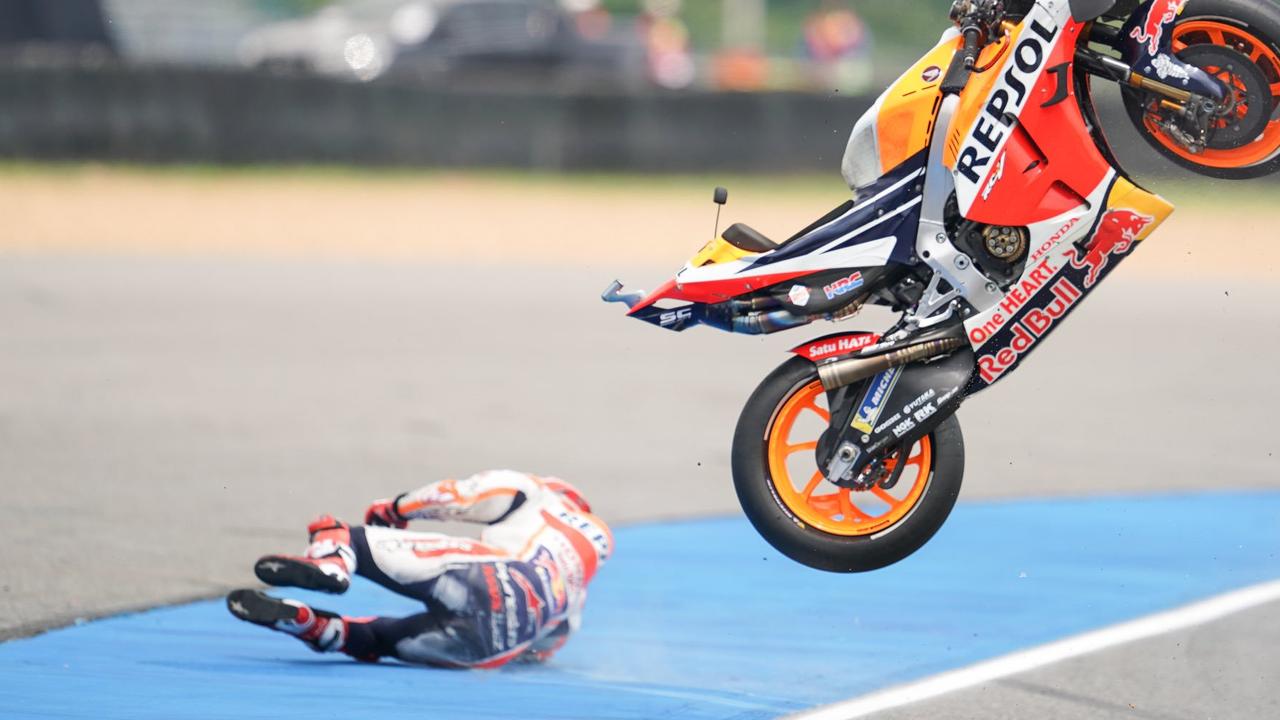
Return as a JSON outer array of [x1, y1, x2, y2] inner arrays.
[[731, 357, 965, 573], [1124, 0, 1280, 178]]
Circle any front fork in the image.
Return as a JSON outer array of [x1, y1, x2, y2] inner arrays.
[[1117, 0, 1225, 101], [1084, 3, 1230, 152]]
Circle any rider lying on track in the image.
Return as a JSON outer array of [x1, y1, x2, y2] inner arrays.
[[226, 470, 612, 668]]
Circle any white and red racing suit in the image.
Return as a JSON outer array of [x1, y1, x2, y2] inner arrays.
[[334, 470, 612, 668]]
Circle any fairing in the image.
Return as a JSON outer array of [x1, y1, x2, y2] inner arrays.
[[943, 2, 1174, 391], [946, 9, 1114, 225], [964, 175, 1172, 391], [843, 29, 959, 190], [625, 151, 930, 329], [614, 0, 1175, 399]]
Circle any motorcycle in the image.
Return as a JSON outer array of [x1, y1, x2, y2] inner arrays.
[[603, 0, 1280, 572]]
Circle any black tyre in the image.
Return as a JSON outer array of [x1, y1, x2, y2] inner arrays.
[[1123, 0, 1280, 178], [731, 357, 965, 573]]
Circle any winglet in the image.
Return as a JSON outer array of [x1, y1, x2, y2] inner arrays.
[[601, 280, 645, 309]]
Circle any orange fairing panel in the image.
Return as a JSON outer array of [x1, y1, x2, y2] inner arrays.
[[876, 39, 959, 174], [1106, 177, 1174, 231], [944, 26, 1021, 171]]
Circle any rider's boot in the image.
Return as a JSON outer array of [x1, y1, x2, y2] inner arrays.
[[226, 589, 347, 653], [1118, 0, 1226, 100], [253, 515, 355, 594]]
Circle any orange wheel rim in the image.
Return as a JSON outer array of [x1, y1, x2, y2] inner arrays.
[[1147, 21, 1280, 168], [765, 379, 933, 537]]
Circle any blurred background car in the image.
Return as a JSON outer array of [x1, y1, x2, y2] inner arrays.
[[0, 0, 116, 61], [237, 0, 648, 89], [237, 0, 401, 80]]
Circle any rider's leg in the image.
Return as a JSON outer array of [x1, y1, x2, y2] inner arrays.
[[341, 611, 519, 667], [226, 589, 347, 653], [252, 518, 508, 606], [343, 527, 545, 667], [242, 524, 534, 666], [223, 599, 524, 667], [226, 586, 501, 666], [346, 525, 509, 611], [254, 515, 356, 594]]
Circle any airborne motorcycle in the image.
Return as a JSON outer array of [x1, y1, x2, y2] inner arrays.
[[603, 0, 1280, 572]]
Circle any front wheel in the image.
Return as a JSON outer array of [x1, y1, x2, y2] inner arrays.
[[1124, 0, 1280, 178], [731, 357, 965, 573]]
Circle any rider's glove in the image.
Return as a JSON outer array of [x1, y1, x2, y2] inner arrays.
[[364, 494, 408, 529]]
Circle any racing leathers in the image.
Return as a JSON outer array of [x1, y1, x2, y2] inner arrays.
[[226, 470, 613, 669]]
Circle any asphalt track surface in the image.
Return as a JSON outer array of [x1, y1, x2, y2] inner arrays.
[[2, 493, 1277, 720], [3, 252, 1280, 718]]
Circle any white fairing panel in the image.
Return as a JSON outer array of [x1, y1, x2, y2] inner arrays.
[[841, 95, 885, 192]]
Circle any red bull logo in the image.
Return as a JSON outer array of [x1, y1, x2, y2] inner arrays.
[[1130, 0, 1188, 56], [977, 278, 1084, 384], [1070, 209, 1154, 287]]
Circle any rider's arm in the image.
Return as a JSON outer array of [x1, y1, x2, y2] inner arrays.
[[379, 470, 544, 525]]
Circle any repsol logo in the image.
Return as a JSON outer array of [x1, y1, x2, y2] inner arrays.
[[956, 18, 1058, 185]]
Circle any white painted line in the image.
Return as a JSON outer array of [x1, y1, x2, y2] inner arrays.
[[787, 579, 1280, 720]]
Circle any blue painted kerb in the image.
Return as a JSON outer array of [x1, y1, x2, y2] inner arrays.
[[1, 492, 1277, 720]]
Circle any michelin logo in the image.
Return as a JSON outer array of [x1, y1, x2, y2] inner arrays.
[[851, 367, 901, 434]]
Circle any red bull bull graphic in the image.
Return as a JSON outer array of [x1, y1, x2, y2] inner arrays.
[[1070, 209, 1154, 287], [1130, 0, 1188, 56]]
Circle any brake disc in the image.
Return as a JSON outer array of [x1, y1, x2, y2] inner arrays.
[[1180, 44, 1273, 150]]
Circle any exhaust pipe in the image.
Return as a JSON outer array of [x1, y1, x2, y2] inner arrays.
[[818, 337, 965, 391]]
